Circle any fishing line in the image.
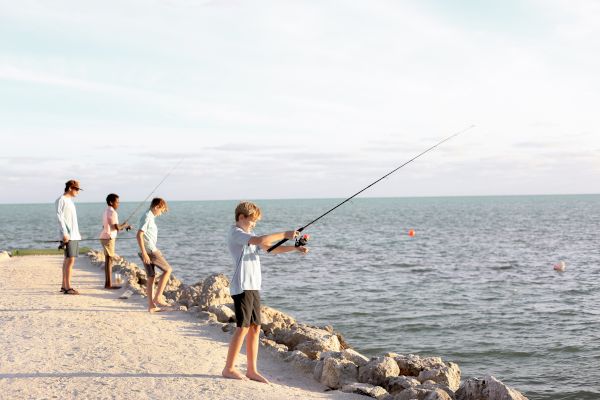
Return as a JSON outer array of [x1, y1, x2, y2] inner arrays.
[[267, 125, 475, 252]]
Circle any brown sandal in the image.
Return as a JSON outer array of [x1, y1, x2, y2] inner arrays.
[[64, 288, 80, 295]]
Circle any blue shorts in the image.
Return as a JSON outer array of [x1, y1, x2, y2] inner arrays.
[[64, 240, 79, 258]]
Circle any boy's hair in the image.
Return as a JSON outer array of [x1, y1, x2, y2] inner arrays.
[[150, 197, 168, 211], [106, 193, 119, 205], [64, 179, 79, 193], [235, 201, 262, 222]]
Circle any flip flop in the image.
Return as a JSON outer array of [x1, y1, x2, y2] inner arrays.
[[60, 287, 67, 293], [64, 288, 80, 295]]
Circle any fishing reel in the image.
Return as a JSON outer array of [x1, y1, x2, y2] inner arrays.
[[58, 241, 66, 250], [295, 234, 310, 247]]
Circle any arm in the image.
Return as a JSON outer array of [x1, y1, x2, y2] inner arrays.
[[136, 230, 150, 264], [269, 245, 309, 255], [56, 198, 70, 243], [250, 230, 298, 251]]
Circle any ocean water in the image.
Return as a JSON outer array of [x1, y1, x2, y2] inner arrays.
[[1, 195, 599, 399]]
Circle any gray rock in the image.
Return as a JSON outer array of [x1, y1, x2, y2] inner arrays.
[[342, 382, 391, 399], [198, 273, 232, 309], [392, 354, 445, 377], [394, 388, 431, 400], [261, 305, 296, 335], [208, 303, 236, 323], [359, 356, 400, 387], [417, 382, 456, 399], [456, 375, 528, 400], [260, 338, 288, 353], [314, 360, 325, 381], [342, 348, 370, 367], [283, 350, 318, 374], [386, 376, 421, 394], [270, 324, 341, 359], [320, 357, 359, 389], [418, 362, 461, 391], [424, 389, 454, 400], [178, 284, 203, 308]]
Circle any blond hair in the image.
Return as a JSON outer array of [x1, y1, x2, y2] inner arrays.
[[235, 201, 262, 222]]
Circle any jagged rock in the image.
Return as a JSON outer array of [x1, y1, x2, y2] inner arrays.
[[320, 357, 359, 389], [283, 350, 318, 374], [222, 323, 235, 333], [342, 382, 390, 399], [386, 376, 421, 394], [270, 324, 341, 359], [418, 362, 461, 391], [208, 303, 236, 323], [456, 375, 528, 400], [390, 354, 445, 377], [359, 356, 400, 387], [260, 338, 288, 353], [178, 283, 203, 308], [198, 273, 232, 309], [314, 360, 325, 381], [418, 382, 456, 399], [261, 305, 296, 335], [342, 348, 370, 367], [394, 388, 431, 400]]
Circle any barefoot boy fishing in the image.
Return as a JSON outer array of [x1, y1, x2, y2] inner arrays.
[[99, 193, 132, 289], [136, 198, 172, 312], [222, 201, 309, 383]]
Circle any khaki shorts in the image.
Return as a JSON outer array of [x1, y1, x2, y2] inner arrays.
[[100, 238, 116, 258], [138, 249, 172, 278]]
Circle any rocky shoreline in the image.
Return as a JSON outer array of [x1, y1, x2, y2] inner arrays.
[[88, 250, 528, 400]]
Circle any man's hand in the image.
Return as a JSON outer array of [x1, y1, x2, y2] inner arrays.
[[296, 246, 309, 254], [141, 252, 151, 265], [62, 235, 70, 243]]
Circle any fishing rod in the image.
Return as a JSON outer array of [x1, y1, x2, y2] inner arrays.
[[121, 157, 185, 225], [267, 125, 475, 252]]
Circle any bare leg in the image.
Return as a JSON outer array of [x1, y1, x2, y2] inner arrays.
[[222, 327, 249, 380], [64, 257, 75, 289], [153, 269, 171, 306], [104, 256, 112, 288], [147, 276, 160, 312], [246, 324, 269, 383]]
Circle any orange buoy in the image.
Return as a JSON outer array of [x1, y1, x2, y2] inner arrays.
[[408, 229, 415, 237]]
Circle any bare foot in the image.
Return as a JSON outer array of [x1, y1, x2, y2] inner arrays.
[[222, 368, 248, 380], [148, 306, 162, 313], [105, 285, 122, 290], [154, 298, 170, 306], [246, 371, 270, 384]]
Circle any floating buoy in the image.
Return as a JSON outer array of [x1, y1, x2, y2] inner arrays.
[[408, 229, 415, 237], [553, 261, 566, 272]]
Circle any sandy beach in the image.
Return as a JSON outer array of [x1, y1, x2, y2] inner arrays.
[[0, 254, 363, 400]]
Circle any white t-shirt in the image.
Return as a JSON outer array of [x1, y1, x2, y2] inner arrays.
[[55, 195, 81, 241], [227, 225, 261, 296], [99, 206, 119, 239]]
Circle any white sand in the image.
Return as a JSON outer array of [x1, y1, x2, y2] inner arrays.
[[0, 255, 363, 400]]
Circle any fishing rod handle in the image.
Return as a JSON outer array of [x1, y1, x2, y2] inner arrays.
[[266, 227, 304, 253]]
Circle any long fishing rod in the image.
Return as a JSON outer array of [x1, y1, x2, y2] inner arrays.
[[121, 157, 185, 225], [267, 125, 475, 252]]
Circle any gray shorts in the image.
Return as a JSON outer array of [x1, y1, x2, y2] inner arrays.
[[138, 249, 172, 278], [64, 240, 79, 258]]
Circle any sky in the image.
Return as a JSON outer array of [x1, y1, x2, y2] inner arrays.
[[1, 0, 599, 203]]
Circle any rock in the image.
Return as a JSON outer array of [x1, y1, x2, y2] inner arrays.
[[320, 357, 359, 389], [198, 273, 232, 309], [417, 382, 456, 399], [392, 354, 445, 377], [386, 376, 421, 394], [270, 324, 341, 359], [0, 251, 10, 261], [358, 356, 400, 387], [283, 350, 318, 374], [260, 338, 288, 353], [178, 284, 203, 308], [456, 375, 528, 400], [342, 382, 390, 399], [314, 360, 325, 381], [342, 348, 370, 367], [208, 303, 236, 323], [394, 388, 431, 400], [424, 389, 454, 400], [222, 323, 235, 333], [418, 362, 461, 391], [261, 305, 296, 335]]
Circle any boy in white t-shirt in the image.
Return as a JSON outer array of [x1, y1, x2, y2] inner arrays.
[[98, 193, 131, 289], [222, 201, 309, 384]]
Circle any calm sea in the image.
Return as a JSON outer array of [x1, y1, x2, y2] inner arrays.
[[1, 195, 598, 399]]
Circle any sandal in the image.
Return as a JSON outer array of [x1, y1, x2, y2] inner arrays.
[[60, 287, 67, 293], [64, 288, 80, 295]]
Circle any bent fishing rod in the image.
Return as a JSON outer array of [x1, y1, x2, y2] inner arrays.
[[267, 125, 475, 252]]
